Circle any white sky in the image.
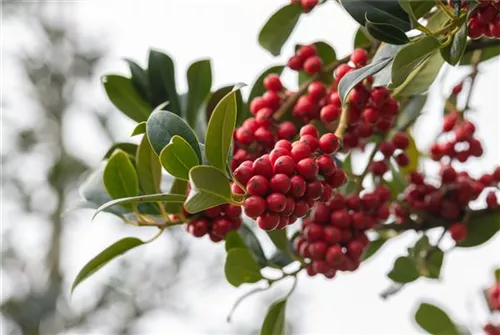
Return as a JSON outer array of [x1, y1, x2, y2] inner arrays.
[[3, 0, 500, 334]]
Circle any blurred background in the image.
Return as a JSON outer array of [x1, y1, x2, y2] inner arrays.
[[1, 1, 499, 334]]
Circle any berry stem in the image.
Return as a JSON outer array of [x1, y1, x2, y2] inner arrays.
[[463, 50, 482, 112], [334, 105, 349, 139], [226, 285, 272, 322], [356, 139, 383, 192]]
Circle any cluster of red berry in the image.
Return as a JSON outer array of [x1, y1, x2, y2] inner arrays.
[[430, 115, 483, 163], [287, 44, 323, 75], [291, 0, 319, 13], [467, 0, 500, 39], [370, 132, 411, 177], [232, 74, 296, 169], [294, 187, 391, 277], [394, 166, 500, 242], [185, 204, 242, 242], [234, 125, 346, 230]]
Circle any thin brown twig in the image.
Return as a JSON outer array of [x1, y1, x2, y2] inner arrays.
[[463, 50, 482, 112]]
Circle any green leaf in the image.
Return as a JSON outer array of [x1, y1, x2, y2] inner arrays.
[[103, 142, 138, 160], [441, 23, 468, 66], [258, 4, 303, 56], [354, 27, 372, 48], [93, 193, 187, 220], [362, 238, 388, 261], [389, 164, 408, 200], [268, 251, 294, 268], [460, 44, 500, 65], [136, 135, 162, 194], [224, 248, 263, 287], [184, 165, 232, 213], [131, 122, 146, 136], [239, 224, 268, 267], [164, 178, 188, 214], [424, 248, 444, 279], [71, 237, 146, 293], [341, 0, 411, 32], [240, 66, 285, 125], [225, 231, 247, 251], [146, 110, 201, 161], [396, 94, 428, 130], [205, 83, 245, 171], [409, 1, 435, 19], [102, 75, 152, 123], [338, 57, 393, 104], [125, 59, 150, 102], [365, 19, 410, 45], [206, 85, 244, 127], [148, 50, 181, 115], [391, 36, 441, 88], [388, 256, 420, 283], [458, 211, 500, 247], [260, 298, 287, 335], [393, 51, 444, 96], [415, 303, 460, 335], [160, 135, 200, 181], [185, 59, 212, 127], [103, 150, 140, 207], [267, 229, 289, 255]]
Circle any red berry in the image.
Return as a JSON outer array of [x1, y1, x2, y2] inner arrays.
[[275, 139, 293, 152], [316, 155, 336, 176], [277, 121, 297, 140], [264, 74, 283, 92], [212, 217, 232, 237], [255, 126, 274, 146], [305, 180, 324, 200], [452, 83, 463, 95], [307, 81, 325, 101], [247, 175, 269, 196], [301, 0, 319, 12], [347, 240, 365, 259], [269, 174, 291, 194], [274, 155, 296, 176], [312, 202, 330, 223], [443, 111, 459, 132], [370, 87, 390, 108], [319, 133, 339, 154], [269, 147, 290, 165], [253, 155, 273, 179], [304, 223, 324, 242], [235, 127, 255, 145], [234, 165, 254, 185], [266, 193, 287, 213], [300, 134, 319, 152], [255, 107, 274, 126], [320, 104, 341, 124], [291, 142, 312, 162], [297, 158, 319, 180], [243, 196, 266, 218], [493, 167, 500, 182], [204, 205, 223, 218], [189, 219, 209, 237], [304, 56, 323, 74], [335, 64, 352, 82], [257, 213, 280, 230], [486, 192, 498, 209], [323, 226, 341, 244], [330, 210, 351, 228], [379, 141, 395, 158], [350, 48, 368, 67], [224, 204, 242, 218], [300, 124, 319, 138], [287, 55, 303, 70], [262, 90, 281, 110], [392, 132, 410, 150], [327, 169, 347, 188], [395, 153, 409, 167], [449, 222, 468, 242], [309, 241, 328, 260], [294, 95, 314, 116], [329, 91, 341, 106], [249, 97, 269, 115], [282, 197, 296, 216], [326, 245, 344, 264], [370, 160, 388, 176], [289, 175, 307, 198], [293, 200, 310, 217], [441, 165, 457, 184], [231, 182, 245, 195], [298, 44, 317, 59]]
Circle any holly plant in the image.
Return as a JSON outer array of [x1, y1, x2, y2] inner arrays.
[[73, 1, 500, 334]]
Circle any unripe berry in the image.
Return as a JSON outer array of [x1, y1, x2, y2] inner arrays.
[[392, 132, 410, 150], [247, 175, 269, 196], [319, 133, 339, 154], [274, 155, 296, 176], [257, 212, 280, 230], [243, 196, 266, 218], [266, 193, 287, 213], [449, 222, 468, 242], [297, 158, 319, 180], [264, 73, 283, 92], [304, 56, 323, 74]]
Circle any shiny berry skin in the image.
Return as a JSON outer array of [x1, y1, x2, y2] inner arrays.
[[266, 193, 287, 213], [327, 169, 347, 188], [253, 156, 273, 179], [234, 165, 253, 185], [363, 107, 379, 123], [300, 134, 319, 152], [291, 142, 312, 163], [274, 155, 296, 176], [235, 127, 254, 145], [449, 222, 467, 242], [247, 175, 269, 196], [392, 132, 410, 149], [212, 217, 232, 237], [486, 192, 498, 209], [294, 95, 314, 116], [290, 175, 307, 198], [304, 223, 323, 242], [255, 107, 274, 126], [305, 180, 324, 200], [275, 139, 293, 152], [326, 245, 344, 264], [264, 74, 283, 91], [293, 200, 310, 217], [319, 133, 339, 154], [379, 141, 395, 158], [225, 204, 242, 218], [323, 226, 341, 244], [316, 155, 336, 176], [257, 213, 280, 230], [189, 219, 209, 237], [269, 148, 290, 166], [304, 56, 323, 74], [330, 210, 351, 228], [300, 124, 319, 138], [263, 90, 281, 109], [243, 196, 266, 218], [441, 166, 457, 184], [320, 104, 341, 124], [395, 153, 409, 167], [297, 158, 319, 180], [307, 81, 325, 101], [298, 44, 317, 59], [370, 160, 388, 176], [249, 97, 268, 115], [287, 55, 303, 70], [309, 241, 328, 260], [335, 64, 352, 82], [277, 121, 297, 140], [269, 174, 291, 194], [347, 240, 365, 259], [255, 127, 274, 146], [350, 48, 368, 67]]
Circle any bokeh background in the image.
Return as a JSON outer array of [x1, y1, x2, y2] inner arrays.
[[1, 1, 499, 334]]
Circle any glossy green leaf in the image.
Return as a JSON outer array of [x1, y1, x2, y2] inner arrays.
[[146, 110, 201, 161], [205, 83, 245, 171], [458, 211, 500, 247], [164, 178, 188, 214], [392, 51, 444, 96], [125, 59, 150, 102], [160, 135, 200, 181], [186, 59, 212, 127], [441, 23, 468, 66], [268, 251, 294, 268], [340, 0, 411, 32], [423, 248, 444, 279], [396, 94, 427, 130], [131, 122, 146, 136], [260, 298, 287, 335], [184, 165, 232, 213], [71, 237, 146, 293], [338, 57, 393, 104], [354, 27, 372, 48], [102, 75, 152, 123], [391, 36, 440, 87], [148, 50, 181, 115], [362, 238, 388, 261], [225, 231, 247, 251], [372, 44, 403, 87], [267, 229, 289, 255], [388, 256, 420, 283], [399, 0, 435, 23], [389, 164, 408, 200], [415, 303, 460, 335], [365, 19, 410, 45], [103, 142, 138, 160], [224, 248, 263, 287], [206, 85, 244, 126], [258, 4, 303, 56], [93, 193, 187, 220], [103, 150, 140, 207], [136, 135, 161, 194], [240, 66, 285, 125]]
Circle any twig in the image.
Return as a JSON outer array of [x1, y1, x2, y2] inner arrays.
[[380, 283, 405, 300], [226, 285, 271, 322], [334, 105, 350, 139], [463, 50, 482, 112]]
